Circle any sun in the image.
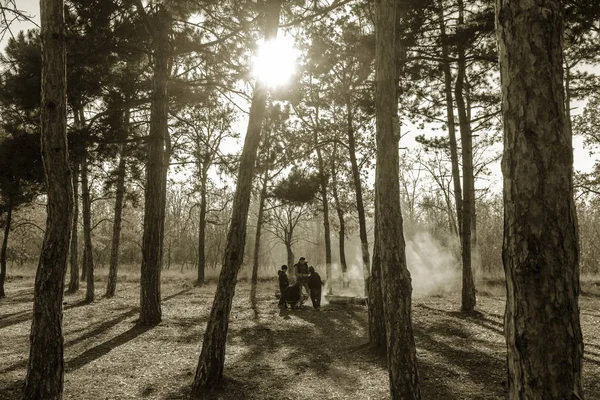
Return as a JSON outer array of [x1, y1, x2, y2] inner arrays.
[[252, 35, 298, 87]]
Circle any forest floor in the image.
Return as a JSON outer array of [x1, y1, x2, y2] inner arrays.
[[1, 274, 600, 400]]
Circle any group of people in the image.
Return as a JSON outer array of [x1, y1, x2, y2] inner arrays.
[[277, 256, 323, 310]]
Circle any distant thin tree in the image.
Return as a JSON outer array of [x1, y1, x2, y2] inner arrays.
[[0, 132, 44, 298]]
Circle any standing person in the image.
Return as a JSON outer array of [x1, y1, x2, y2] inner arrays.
[[293, 257, 310, 297], [278, 265, 289, 295], [308, 266, 323, 310]]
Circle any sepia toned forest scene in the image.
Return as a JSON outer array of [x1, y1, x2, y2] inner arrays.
[[1, 0, 600, 399]]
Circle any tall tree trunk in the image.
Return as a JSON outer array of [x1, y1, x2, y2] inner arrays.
[[375, 0, 420, 397], [106, 143, 128, 298], [497, 1, 584, 398], [140, 6, 169, 326], [345, 99, 370, 297], [196, 164, 208, 286], [313, 105, 332, 286], [159, 130, 171, 268], [191, 0, 282, 391], [330, 142, 348, 280], [455, 0, 476, 313], [368, 206, 386, 352], [81, 148, 94, 303], [438, 1, 463, 239], [0, 200, 12, 298], [465, 84, 478, 253], [250, 169, 268, 302], [23, 1, 73, 397], [68, 160, 79, 292]]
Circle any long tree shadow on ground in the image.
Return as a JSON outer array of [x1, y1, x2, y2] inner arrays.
[[65, 324, 154, 372], [0, 307, 140, 375], [0, 299, 89, 330]]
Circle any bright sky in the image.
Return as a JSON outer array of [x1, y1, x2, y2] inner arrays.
[[0, 0, 39, 46], [2, 2, 597, 189]]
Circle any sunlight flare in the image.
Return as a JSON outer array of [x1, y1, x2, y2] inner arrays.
[[252, 35, 298, 87]]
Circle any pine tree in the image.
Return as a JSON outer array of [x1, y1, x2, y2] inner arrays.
[[375, 0, 421, 397], [497, 0, 584, 397], [23, 0, 73, 397]]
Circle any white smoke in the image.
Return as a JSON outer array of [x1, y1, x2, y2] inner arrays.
[[405, 231, 461, 297], [323, 231, 460, 299]]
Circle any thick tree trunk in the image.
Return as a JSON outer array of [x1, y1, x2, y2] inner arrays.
[[250, 170, 268, 302], [345, 100, 370, 297], [368, 208, 386, 352], [140, 6, 169, 326], [455, 0, 476, 313], [106, 144, 128, 298], [197, 166, 208, 286], [497, 1, 584, 398], [0, 201, 12, 298], [191, 0, 282, 391], [81, 149, 94, 303], [23, 1, 73, 397], [68, 160, 79, 292], [374, 0, 420, 398], [438, 2, 463, 239]]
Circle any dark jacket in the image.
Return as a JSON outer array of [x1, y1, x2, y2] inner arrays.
[[294, 262, 309, 279], [278, 270, 289, 294], [308, 272, 323, 292]]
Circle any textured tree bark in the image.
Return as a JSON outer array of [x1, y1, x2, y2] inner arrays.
[[438, 1, 463, 239], [345, 99, 370, 297], [81, 147, 95, 303], [68, 160, 79, 292], [375, 0, 420, 398], [106, 143, 128, 298], [23, 0, 73, 397], [497, 1, 584, 398], [455, 0, 476, 313], [140, 6, 169, 326], [367, 208, 386, 352], [0, 201, 12, 298], [191, 0, 282, 391], [196, 163, 208, 286]]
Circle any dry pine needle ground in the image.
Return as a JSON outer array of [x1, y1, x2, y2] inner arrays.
[[1, 277, 599, 399]]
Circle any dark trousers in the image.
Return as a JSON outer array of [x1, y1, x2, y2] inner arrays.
[[310, 289, 321, 309]]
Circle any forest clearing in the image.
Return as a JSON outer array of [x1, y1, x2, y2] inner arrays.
[[1, 272, 600, 400]]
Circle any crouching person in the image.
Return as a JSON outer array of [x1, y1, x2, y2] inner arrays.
[[278, 282, 302, 310], [308, 266, 323, 310]]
